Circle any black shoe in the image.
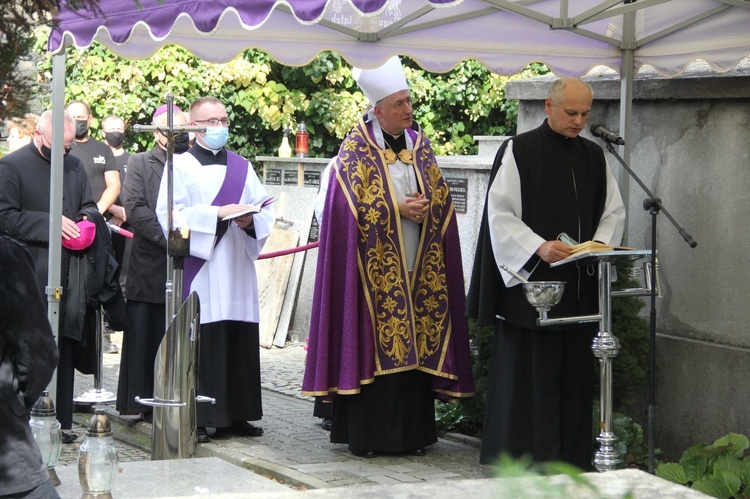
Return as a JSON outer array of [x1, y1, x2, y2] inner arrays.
[[231, 421, 264, 437], [351, 450, 377, 458], [140, 412, 153, 424], [62, 431, 78, 444], [321, 418, 332, 431], [196, 427, 210, 443], [408, 447, 426, 456]]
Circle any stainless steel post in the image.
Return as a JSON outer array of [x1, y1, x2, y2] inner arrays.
[[135, 292, 214, 459], [545, 250, 654, 471], [592, 259, 621, 471], [73, 307, 116, 404]]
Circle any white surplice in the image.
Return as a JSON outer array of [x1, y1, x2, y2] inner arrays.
[[156, 150, 274, 325]]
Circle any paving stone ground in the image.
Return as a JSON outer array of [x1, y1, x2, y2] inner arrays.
[[62, 333, 492, 490]]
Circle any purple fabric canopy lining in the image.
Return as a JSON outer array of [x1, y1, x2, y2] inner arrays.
[[49, 0, 426, 52], [48, 0, 750, 77]]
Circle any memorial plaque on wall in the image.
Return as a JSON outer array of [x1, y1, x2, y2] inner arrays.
[[445, 177, 468, 214], [283, 169, 298, 186], [304, 170, 321, 188], [265, 168, 282, 185]]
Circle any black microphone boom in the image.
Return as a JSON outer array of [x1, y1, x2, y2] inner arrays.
[[590, 124, 625, 145]]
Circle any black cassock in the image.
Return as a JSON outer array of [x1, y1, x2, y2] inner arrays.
[[467, 120, 616, 470]]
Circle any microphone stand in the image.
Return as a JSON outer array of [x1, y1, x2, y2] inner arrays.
[[603, 141, 697, 474]]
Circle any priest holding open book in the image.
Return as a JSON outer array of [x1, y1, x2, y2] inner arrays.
[[156, 96, 274, 443], [467, 77, 626, 469]]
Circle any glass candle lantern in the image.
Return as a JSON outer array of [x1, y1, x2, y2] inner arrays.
[[78, 409, 118, 498], [295, 121, 309, 157], [29, 391, 63, 486]]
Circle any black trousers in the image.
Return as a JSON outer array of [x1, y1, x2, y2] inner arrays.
[[196, 321, 262, 428], [116, 300, 165, 415], [331, 369, 437, 453], [313, 397, 333, 419], [479, 321, 596, 470], [55, 336, 76, 429]]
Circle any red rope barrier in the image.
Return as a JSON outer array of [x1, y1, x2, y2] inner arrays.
[[257, 241, 319, 260], [114, 223, 317, 259], [107, 223, 134, 239]]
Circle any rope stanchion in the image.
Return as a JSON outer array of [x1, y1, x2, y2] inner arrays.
[[257, 241, 319, 260]]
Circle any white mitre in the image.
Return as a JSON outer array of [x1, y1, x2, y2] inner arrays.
[[352, 56, 409, 105]]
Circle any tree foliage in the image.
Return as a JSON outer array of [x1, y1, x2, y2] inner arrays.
[[32, 29, 548, 158], [0, 0, 102, 121]]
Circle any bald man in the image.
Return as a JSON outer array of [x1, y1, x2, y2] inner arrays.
[[0, 109, 98, 443], [468, 77, 626, 469]]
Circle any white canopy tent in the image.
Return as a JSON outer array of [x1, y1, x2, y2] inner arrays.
[[43, 0, 749, 390]]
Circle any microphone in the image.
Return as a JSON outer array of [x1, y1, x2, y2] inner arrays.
[[590, 124, 625, 145]]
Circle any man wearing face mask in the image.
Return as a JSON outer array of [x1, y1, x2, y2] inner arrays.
[[101, 114, 130, 227], [156, 97, 274, 443], [102, 115, 131, 304], [116, 105, 189, 419], [67, 102, 122, 354], [0, 109, 98, 444], [66, 101, 121, 216]]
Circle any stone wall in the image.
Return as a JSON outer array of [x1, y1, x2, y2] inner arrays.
[[507, 60, 750, 458]]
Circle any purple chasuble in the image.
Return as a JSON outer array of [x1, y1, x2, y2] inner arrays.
[[302, 119, 475, 401], [183, 150, 248, 301]]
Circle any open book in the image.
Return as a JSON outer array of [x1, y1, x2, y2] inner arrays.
[[221, 196, 277, 221], [568, 240, 635, 257]]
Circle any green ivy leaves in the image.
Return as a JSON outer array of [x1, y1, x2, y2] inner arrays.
[[32, 27, 548, 161]]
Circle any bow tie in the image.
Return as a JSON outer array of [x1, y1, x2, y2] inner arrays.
[[384, 148, 414, 165]]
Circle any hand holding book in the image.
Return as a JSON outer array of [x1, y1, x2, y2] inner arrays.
[[568, 240, 635, 257], [221, 196, 277, 221]]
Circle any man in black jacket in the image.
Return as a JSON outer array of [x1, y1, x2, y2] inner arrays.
[[0, 109, 98, 443], [116, 105, 188, 417], [0, 234, 60, 497]]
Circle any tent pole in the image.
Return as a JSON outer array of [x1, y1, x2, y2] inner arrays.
[[618, 10, 636, 242], [620, 8, 659, 474], [47, 53, 67, 401]]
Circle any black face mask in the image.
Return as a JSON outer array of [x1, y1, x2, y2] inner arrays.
[[104, 131, 125, 148], [174, 132, 190, 154], [40, 143, 72, 160], [75, 120, 89, 139]]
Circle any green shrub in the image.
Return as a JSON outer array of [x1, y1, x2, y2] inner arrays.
[[656, 432, 750, 499], [32, 29, 549, 161], [434, 317, 493, 436], [607, 264, 651, 410]]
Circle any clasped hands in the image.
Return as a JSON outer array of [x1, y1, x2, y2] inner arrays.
[[400, 193, 429, 224]]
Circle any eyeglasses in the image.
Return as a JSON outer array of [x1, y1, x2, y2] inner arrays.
[[40, 130, 76, 155], [195, 118, 230, 127]]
